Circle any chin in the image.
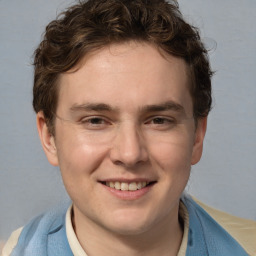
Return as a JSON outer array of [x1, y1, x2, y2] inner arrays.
[[104, 210, 156, 236]]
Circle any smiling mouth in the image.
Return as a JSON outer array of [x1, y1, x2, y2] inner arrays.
[[100, 181, 156, 191]]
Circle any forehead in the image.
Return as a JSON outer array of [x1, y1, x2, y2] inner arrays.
[[57, 42, 192, 116]]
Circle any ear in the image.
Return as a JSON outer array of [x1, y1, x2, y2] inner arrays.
[[191, 117, 207, 165], [36, 111, 59, 166]]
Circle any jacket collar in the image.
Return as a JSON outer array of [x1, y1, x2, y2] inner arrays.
[[181, 194, 249, 256]]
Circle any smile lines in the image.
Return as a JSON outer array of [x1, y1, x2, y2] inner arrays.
[[103, 181, 152, 191]]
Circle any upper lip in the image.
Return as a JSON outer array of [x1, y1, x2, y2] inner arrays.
[[98, 178, 156, 183]]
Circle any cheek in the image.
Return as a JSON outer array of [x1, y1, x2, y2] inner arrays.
[[153, 143, 192, 180], [55, 131, 109, 178], [148, 130, 195, 172], [148, 132, 194, 198], [56, 139, 109, 204]]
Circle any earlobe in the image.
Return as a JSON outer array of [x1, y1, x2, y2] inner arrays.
[[36, 111, 59, 166], [191, 117, 207, 165]]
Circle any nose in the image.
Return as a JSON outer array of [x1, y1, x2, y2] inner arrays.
[[109, 123, 148, 167]]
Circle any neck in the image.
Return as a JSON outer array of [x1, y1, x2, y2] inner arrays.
[[72, 205, 183, 256]]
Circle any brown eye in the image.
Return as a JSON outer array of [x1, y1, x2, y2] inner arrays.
[[144, 116, 177, 130], [79, 116, 111, 130], [149, 117, 175, 125], [88, 118, 105, 125], [152, 117, 167, 124]]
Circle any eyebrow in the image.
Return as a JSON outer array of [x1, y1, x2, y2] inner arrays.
[[70, 100, 185, 115], [141, 101, 185, 114], [70, 103, 115, 112]]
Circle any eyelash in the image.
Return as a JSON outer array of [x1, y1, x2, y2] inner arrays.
[[144, 117, 177, 130], [80, 116, 109, 125], [146, 117, 175, 125]]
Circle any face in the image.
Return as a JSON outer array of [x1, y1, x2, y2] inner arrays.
[[37, 42, 206, 236]]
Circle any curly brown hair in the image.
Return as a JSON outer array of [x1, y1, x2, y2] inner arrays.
[[33, 0, 213, 134]]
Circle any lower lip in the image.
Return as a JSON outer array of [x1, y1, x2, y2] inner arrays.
[[101, 183, 154, 200]]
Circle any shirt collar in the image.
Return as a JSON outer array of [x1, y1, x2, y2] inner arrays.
[[65, 202, 189, 256]]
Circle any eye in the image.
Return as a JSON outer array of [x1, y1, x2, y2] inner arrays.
[[151, 117, 170, 124], [86, 117, 105, 124], [145, 116, 176, 129], [80, 116, 110, 129]]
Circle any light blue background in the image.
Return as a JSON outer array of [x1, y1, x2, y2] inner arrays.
[[0, 0, 255, 240]]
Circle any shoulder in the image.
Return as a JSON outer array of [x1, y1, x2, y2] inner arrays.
[[1, 202, 71, 256], [194, 197, 256, 256]]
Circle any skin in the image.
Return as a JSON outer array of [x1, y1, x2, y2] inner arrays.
[[37, 42, 207, 256]]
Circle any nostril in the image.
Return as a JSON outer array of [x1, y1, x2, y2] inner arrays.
[[113, 160, 126, 166]]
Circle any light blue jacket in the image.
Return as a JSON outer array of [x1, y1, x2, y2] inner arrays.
[[10, 195, 249, 256]]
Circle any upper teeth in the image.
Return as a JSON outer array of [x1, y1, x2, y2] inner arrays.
[[106, 181, 149, 191]]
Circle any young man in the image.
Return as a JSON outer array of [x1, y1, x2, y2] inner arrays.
[[2, 0, 256, 255]]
